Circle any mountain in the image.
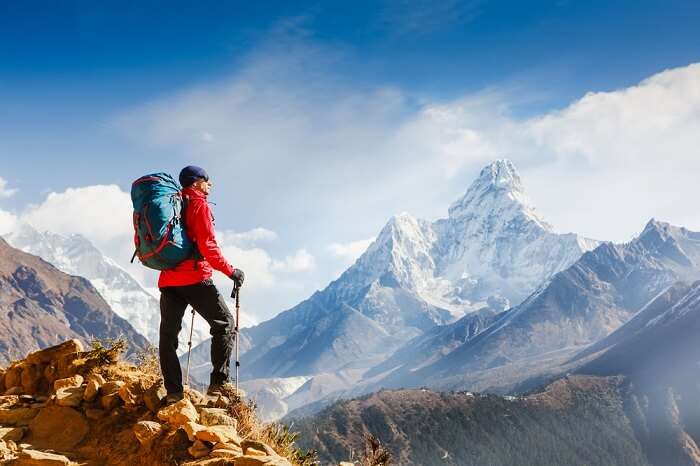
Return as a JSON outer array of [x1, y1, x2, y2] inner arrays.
[[374, 219, 700, 393], [577, 280, 700, 466], [4, 223, 210, 354], [294, 376, 649, 466], [0, 237, 148, 364], [205, 160, 597, 382]]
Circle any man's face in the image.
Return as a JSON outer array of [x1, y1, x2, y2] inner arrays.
[[192, 178, 212, 195]]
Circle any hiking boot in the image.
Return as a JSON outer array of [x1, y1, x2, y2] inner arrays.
[[164, 391, 184, 405], [206, 382, 234, 397]]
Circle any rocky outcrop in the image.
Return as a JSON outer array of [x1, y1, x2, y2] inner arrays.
[[0, 340, 317, 466]]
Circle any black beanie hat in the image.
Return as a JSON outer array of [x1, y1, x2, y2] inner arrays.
[[179, 165, 209, 188]]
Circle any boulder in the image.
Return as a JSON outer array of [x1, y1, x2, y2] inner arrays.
[[133, 420, 163, 447], [83, 374, 105, 402], [84, 408, 107, 420], [339, 463, 355, 466], [55, 386, 84, 407], [188, 440, 211, 459], [182, 421, 205, 442], [234, 456, 291, 466], [181, 459, 232, 466], [184, 388, 207, 406], [0, 368, 5, 393], [28, 405, 89, 451], [5, 386, 24, 396], [100, 380, 125, 396], [143, 380, 166, 413], [195, 425, 241, 445], [0, 407, 39, 426], [100, 393, 122, 411], [43, 363, 59, 385], [157, 398, 198, 426], [20, 364, 42, 395], [25, 339, 83, 365], [0, 426, 25, 442], [53, 374, 84, 391], [210, 448, 243, 459], [118, 380, 145, 406], [242, 439, 277, 456], [199, 408, 236, 428], [4, 365, 22, 389], [13, 448, 71, 465], [246, 447, 268, 457]]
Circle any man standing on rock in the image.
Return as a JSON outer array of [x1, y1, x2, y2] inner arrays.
[[158, 165, 245, 403]]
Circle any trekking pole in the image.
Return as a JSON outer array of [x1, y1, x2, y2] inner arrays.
[[184, 306, 196, 388], [231, 285, 240, 393]]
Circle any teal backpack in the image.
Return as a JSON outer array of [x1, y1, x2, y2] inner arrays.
[[130, 173, 195, 270]]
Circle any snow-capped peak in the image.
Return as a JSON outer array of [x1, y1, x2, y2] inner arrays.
[[447, 159, 550, 231]]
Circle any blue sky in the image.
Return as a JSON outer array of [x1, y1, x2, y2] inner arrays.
[[1, 1, 699, 321]]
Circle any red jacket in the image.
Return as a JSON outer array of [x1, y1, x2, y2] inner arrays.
[[158, 187, 235, 287]]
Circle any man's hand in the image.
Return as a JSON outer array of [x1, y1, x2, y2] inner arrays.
[[230, 269, 245, 288]]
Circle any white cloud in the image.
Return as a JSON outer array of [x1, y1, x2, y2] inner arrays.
[[0, 209, 18, 236], [218, 228, 279, 248], [271, 249, 316, 273], [0, 177, 17, 198], [328, 237, 375, 265], [22, 185, 132, 244]]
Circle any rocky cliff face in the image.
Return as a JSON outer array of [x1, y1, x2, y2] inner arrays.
[[0, 237, 148, 365], [0, 340, 314, 466]]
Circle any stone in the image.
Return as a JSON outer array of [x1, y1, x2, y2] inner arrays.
[[212, 395, 230, 409], [5, 386, 24, 396], [0, 368, 5, 393], [0, 395, 19, 408], [83, 374, 105, 402], [182, 421, 205, 442], [28, 405, 89, 451], [4, 365, 22, 389], [53, 374, 84, 391], [55, 352, 83, 379], [242, 439, 277, 456], [84, 408, 107, 420], [20, 364, 42, 395], [199, 408, 236, 428], [339, 463, 355, 466], [55, 386, 84, 407], [0, 426, 25, 442], [184, 387, 207, 406], [25, 339, 83, 365], [100, 393, 122, 411], [157, 398, 198, 426], [188, 440, 211, 459], [118, 380, 145, 406], [0, 407, 39, 426], [210, 446, 244, 459], [133, 420, 163, 447], [246, 447, 267, 457], [100, 380, 125, 395], [195, 425, 241, 445], [14, 448, 71, 465], [143, 380, 166, 413], [181, 459, 232, 466], [43, 363, 59, 385], [234, 456, 291, 466]]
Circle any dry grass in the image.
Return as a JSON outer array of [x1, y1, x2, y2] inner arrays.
[[134, 344, 161, 376], [359, 433, 392, 466], [219, 385, 319, 466]]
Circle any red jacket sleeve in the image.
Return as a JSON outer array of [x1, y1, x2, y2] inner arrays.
[[188, 199, 235, 277]]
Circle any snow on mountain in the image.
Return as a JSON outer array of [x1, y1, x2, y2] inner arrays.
[[326, 159, 599, 323], [3, 223, 210, 354]]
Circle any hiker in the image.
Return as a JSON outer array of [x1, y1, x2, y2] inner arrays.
[[157, 165, 245, 403]]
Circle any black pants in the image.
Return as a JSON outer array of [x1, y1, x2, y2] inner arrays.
[[159, 279, 235, 394]]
